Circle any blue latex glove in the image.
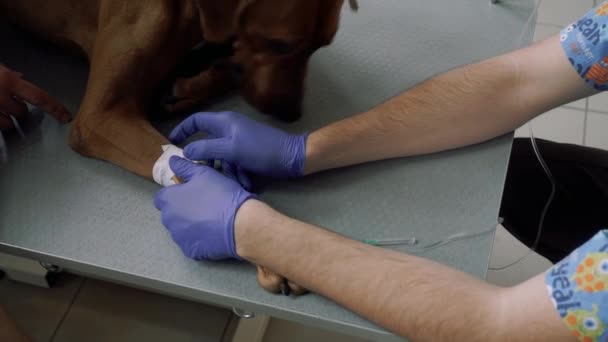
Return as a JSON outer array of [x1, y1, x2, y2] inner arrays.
[[154, 156, 256, 260], [169, 111, 307, 179]]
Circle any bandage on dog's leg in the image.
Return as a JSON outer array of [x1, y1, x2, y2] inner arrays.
[[153, 144, 185, 187]]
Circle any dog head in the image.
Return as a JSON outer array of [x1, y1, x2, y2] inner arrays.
[[195, 0, 353, 122]]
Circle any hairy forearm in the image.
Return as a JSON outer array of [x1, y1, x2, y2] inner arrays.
[[235, 200, 574, 341], [304, 36, 595, 175], [236, 200, 500, 341]]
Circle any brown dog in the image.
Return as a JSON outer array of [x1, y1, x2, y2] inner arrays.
[[0, 0, 352, 295]]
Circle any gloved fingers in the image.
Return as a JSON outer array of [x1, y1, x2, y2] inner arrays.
[[183, 137, 232, 161], [222, 162, 239, 182], [169, 156, 210, 182], [169, 112, 227, 143], [154, 187, 169, 210], [236, 166, 253, 192], [201, 134, 217, 167], [222, 162, 252, 191]]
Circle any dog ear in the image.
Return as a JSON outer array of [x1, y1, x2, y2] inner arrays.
[[195, 0, 250, 43], [315, 0, 345, 46]]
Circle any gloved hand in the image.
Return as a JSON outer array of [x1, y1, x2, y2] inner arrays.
[[154, 156, 256, 260], [169, 111, 307, 179]]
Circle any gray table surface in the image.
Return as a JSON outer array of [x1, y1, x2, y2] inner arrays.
[[0, 1, 536, 340]]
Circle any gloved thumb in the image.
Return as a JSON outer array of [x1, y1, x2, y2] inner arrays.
[[169, 156, 207, 182], [183, 138, 231, 161]]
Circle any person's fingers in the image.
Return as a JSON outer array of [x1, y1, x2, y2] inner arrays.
[[154, 188, 169, 210], [0, 93, 29, 119], [169, 156, 210, 182], [183, 138, 232, 161], [222, 162, 239, 182], [0, 115, 12, 131], [223, 163, 253, 191], [0, 65, 18, 84], [10, 77, 71, 123], [169, 112, 227, 143]]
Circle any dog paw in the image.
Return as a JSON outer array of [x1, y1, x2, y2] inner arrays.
[[256, 265, 308, 296], [163, 79, 199, 113]]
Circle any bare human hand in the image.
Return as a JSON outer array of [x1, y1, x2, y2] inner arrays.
[[0, 65, 70, 131]]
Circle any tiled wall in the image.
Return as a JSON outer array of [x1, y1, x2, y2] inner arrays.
[[517, 0, 608, 150]]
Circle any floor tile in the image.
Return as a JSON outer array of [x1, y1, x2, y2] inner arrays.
[[0, 274, 83, 342], [585, 112, 608, 149], [53, 279, 231, 342], [514, 107, 585, 144], [486, 225, 552, 287], [537, 0, 594, 27], [263, 318, 370, 342]]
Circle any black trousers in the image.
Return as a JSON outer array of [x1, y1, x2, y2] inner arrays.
[[499, 138, 608, 263]]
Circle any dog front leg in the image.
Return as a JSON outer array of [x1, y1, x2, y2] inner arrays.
[[165, 64, 237, 113], [69, 102, 167, 179], [69, 1, 199, 180]]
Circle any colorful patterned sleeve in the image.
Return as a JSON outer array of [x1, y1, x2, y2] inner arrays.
[[545, 230, 608, 342], [561, 1, 608, 90]]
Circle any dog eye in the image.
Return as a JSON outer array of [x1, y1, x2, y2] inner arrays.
[[266, 39, 296, 55]]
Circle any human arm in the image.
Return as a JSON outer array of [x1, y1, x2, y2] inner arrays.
[[0, 64, 71, 130], [234, 200, 574, 342], [302, 34, 593, 174], [154, 159, 574, 341], [169, 34, 593, 178]]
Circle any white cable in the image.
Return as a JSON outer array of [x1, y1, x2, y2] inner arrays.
[[411, 223, 499, 254], [489, 123, 556, 270], [390, 0, 552, 262], [486, 0, 559, 270]]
